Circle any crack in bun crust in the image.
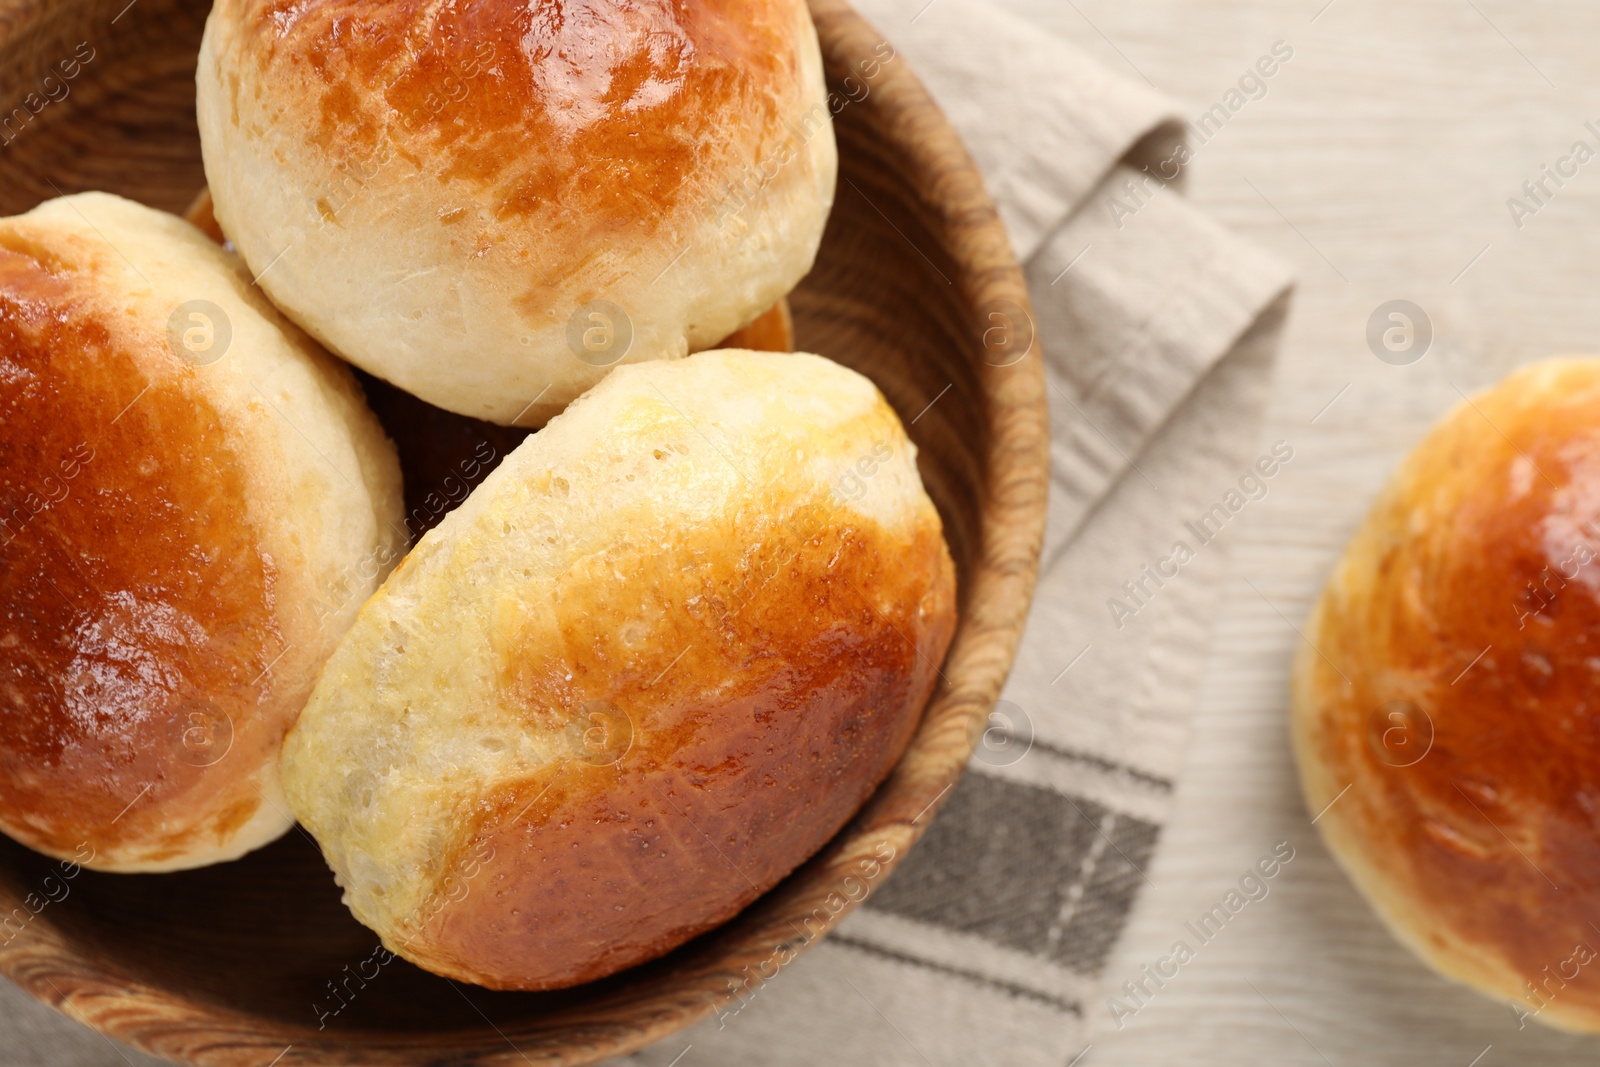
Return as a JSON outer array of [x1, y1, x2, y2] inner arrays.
[[197, 0, 838, 427], [282, 349, 956, 990]]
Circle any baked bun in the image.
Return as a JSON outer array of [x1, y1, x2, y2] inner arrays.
[[195, 0, 837, 428], [1295, 358, 1600, 1030], [282, 349, 955, 990], [720, 297, 795, 354], [0, 193, 404, 873]]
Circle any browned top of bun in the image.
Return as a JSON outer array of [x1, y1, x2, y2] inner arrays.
[[430, 518, 953, 988], [280, 351, 953, 990], [1297, 359, 1600, 1023], [0, 243, 277, 859], [232, 0, 800, 235], [1, 192, 402, 872]]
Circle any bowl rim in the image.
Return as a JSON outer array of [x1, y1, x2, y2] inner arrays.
[[0, 0, 1050, 1062]]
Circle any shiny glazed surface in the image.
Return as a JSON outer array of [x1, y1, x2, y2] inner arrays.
[[282, 351, 959, 991], [238, 0, 795, 237], [0, 243, 278, 863], [1298, 359, 1600, 1027], [429, 520, 954, 988], [0, 0, 1048, 1056], [200, 0, 833, 427]]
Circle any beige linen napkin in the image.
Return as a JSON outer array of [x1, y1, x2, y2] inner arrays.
[[0, 1, 1292, 1064], [619, 1, 1294, 1064]]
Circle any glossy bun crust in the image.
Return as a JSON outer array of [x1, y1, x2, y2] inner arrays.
[[282, 349, 955, 990], [0, 193, 404, 872], [1295, 358, 1600, 1030], [196, 0, 837, 427]]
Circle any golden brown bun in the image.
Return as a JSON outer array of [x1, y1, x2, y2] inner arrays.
[[0, 193, 404, 872], [195, 0, 837, 427], [282, 349, 955, 990], [1295, 358, 1600, 1030], [719, 297, 795, 353], [181, 187, 225, 245], [340, 293, 791, 547]]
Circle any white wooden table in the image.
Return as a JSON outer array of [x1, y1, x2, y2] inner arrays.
[[997, 1, 1600, 1062], [3, 5, 1594, 1065]]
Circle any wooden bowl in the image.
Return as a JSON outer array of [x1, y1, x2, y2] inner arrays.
[[0, 0, 1048, 1062]]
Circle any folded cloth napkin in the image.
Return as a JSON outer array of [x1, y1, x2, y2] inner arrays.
[[0, 2, 1292, 1064], [618, 1, 1294, 1064]]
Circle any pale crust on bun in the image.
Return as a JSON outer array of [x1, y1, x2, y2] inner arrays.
[[282, 349, 955, 989], [196, 0, 837, 427]]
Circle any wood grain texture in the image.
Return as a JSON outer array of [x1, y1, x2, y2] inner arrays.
[[0, 0, 1048, 1064], [990, 0, 1600, 1062]]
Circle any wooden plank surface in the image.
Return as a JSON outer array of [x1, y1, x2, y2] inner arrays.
[[992, 0, 1600, 1061]]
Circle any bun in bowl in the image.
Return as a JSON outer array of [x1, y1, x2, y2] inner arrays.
[[1295, 358, 1600, 1030], [0, 193, 404, 872], [282, 349, 956, 990], [195, 0, 838, 427]]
